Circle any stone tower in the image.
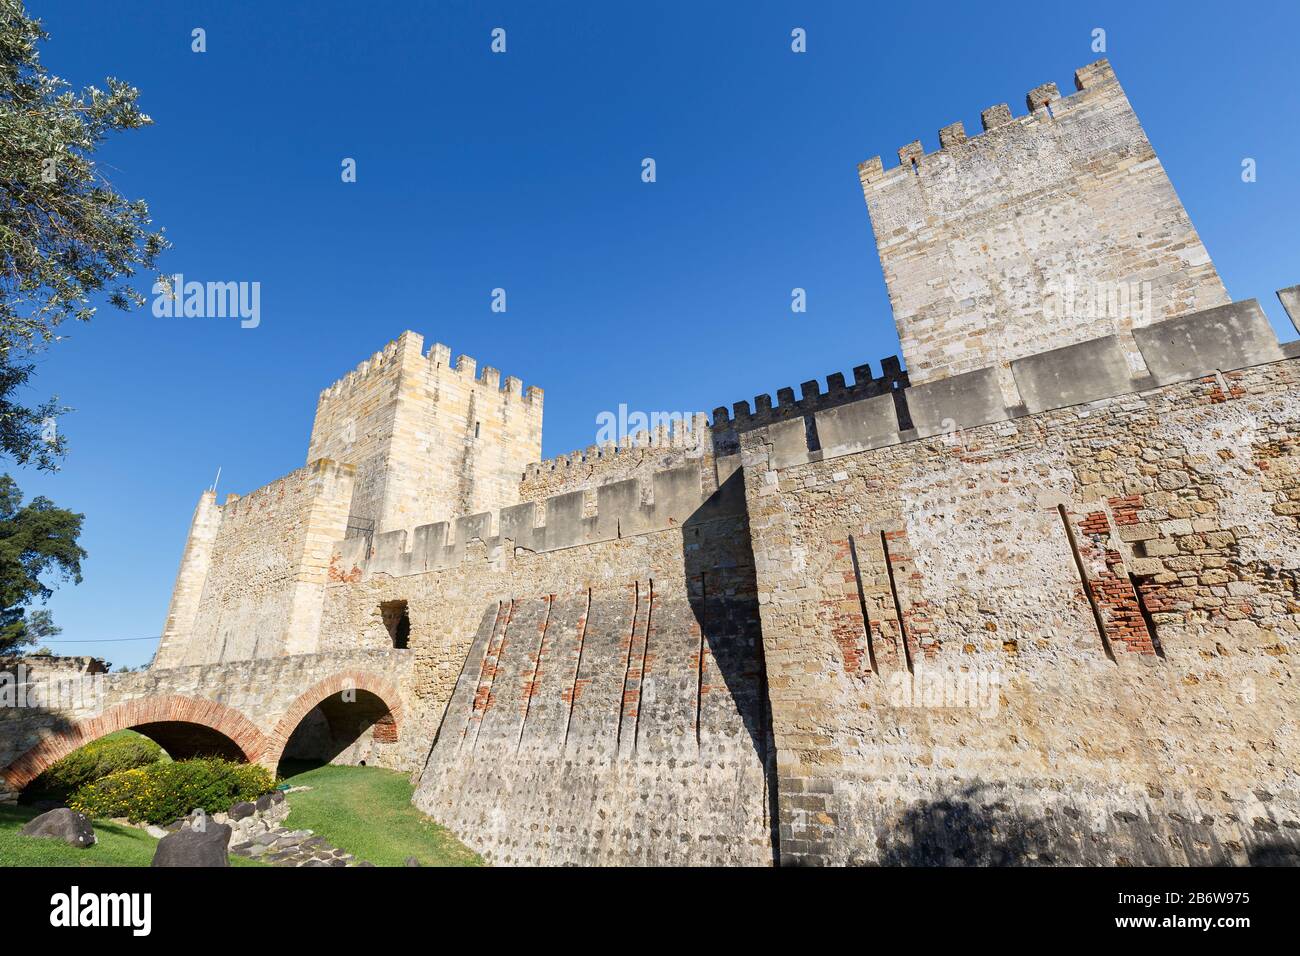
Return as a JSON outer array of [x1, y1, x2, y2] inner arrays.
[[307, 330, 544, 536], [858, 58, 1229, 400]]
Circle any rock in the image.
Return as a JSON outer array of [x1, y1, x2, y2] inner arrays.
[[356, 860, 376, 867], [146, 825, 169, 839], [151, 822, 232, 867], [20, 808, 96, 848], [269, 790, 285, 804], [228, 801, 256, 821], [405, 856, 421, 867]]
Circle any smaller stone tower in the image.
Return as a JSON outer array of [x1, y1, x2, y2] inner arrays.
[[307, 331, 543, 536]]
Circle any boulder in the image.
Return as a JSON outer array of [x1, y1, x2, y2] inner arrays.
[[255, 793, 274, 812], [20, 808, 96, 848], [405, 856, 421, 867], [228, 801, 256, 821], [151, 821, 232, 867]]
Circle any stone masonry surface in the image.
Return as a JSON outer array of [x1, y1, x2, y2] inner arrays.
[[740, 358, 1300, 865]]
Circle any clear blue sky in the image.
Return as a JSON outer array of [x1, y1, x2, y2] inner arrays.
[[16, 0, 1300, 668]]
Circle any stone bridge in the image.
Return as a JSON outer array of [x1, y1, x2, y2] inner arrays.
[[0, 649, 415, 802]]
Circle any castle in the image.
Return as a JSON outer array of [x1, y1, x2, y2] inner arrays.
[[4, 58, 1300, 866]]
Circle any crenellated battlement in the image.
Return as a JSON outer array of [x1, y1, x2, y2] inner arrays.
[[753, 297, 1289, 470], [711, 356, 909, 429], [523, 412, 710, 479], [518, 356, 912, 491], [218, 458, 354, 519], [317, 331, 542, 407], [316, 333, 414, 403], [428, 341, 543, 406], [857, 59, 1114, 182], [333, 460, 745, 580]]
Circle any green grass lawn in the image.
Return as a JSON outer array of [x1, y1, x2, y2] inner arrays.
[[279, 761, 481, 867], [0, 804, 264, 867]]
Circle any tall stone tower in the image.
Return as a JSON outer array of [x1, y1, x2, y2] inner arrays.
[[858, 59, 1229, 400], [306, 330, 543, 536]]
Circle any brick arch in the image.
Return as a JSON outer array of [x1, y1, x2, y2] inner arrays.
[[263, 670, 404, 770], [1, 694, 269, 792]]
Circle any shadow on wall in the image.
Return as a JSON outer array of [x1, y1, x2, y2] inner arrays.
[[0, 701, 74, 800], [679, 470, 781, 863], [875, 785, 1300, 867]]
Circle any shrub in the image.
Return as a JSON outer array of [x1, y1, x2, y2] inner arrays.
[[23, 730, 165, 804], [69, 758, 275, 824]]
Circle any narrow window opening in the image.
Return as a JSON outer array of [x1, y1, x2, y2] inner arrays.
[[804, 413, 820, 452], [380, 599, 411, 649], [474, 421, 481, 438]]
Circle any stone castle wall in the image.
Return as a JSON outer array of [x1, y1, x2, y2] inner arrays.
[[518, 413, 716, 509], [518, 356, 914, 510], [318, 468, 774, 865], [859, 58, 1228, 400], [161, 459, 355, 666], [740, 320, 1300, 865]]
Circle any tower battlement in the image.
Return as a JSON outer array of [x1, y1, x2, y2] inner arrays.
[[316, 331, 542, 406], [858, 58, 1229, 401], [858, 60, 1116, 181], [308, 331, 543, 537]]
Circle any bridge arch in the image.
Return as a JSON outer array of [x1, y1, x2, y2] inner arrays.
[[264, 670, 404, 773], [2, 694, 269, 793]]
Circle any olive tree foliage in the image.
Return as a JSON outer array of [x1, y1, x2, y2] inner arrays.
[[0, 1, 160, 650], [1, 0, 167, 470]]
